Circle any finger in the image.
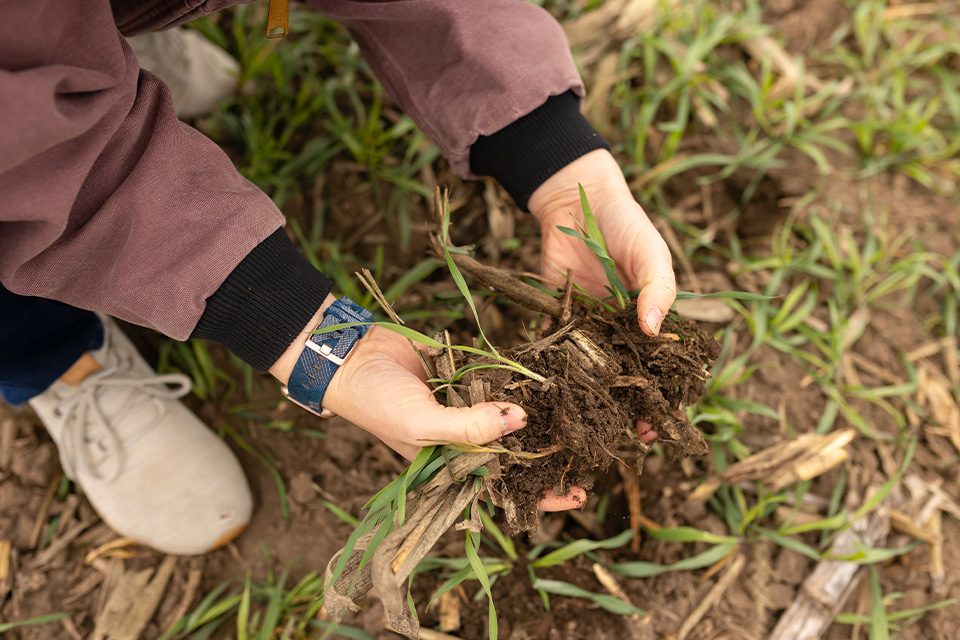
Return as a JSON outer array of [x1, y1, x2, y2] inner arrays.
[[636, 418, 659, 444], [635, 267, 677, 337], [411, 401, 528, 447], [538, 486, 586, 511], [607, 205, 676, 337]]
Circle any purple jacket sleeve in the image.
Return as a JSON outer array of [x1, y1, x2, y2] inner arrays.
[[308, 0, 586, 176], [0, 0, 286, 340]]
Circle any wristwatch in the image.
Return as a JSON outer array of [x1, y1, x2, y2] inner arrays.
[[281, 297, 373, 417]]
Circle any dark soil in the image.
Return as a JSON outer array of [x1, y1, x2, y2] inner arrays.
[[454, 304, 720, 534]]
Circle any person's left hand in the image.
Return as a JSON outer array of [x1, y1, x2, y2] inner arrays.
[[529, 149, 677, 337], [527, 149, 676, 509]]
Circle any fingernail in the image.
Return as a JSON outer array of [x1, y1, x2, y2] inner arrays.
[[645, 308, 663, 335], [500, 406, 527, 436]]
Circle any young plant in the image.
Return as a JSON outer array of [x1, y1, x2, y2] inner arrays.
[[414, 523, 645, 631], [556, 184, 631, 309]]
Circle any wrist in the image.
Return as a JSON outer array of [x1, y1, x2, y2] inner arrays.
[[470, 90, 610, 211], [269, 293, 337, 385]]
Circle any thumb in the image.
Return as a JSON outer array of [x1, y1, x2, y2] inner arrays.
[[411, 401, 528, 447]]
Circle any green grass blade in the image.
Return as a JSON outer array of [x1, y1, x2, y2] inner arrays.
[[673, 290, 778, 301], [646, 526, 736, 545], [531, 530, 634, 569], [780, 509, 848, 536], [382, 257, 443, 302], [754, 526, 821, 560], [479, 509, 518, 562], [310, 621, 378, 639], [827, 541, 920, 565], [530, 578, 644, 616], [465, 530, 498, 640], [610, 542, 737, 578], [426, 565, 476, 611], [579, 183, 607, 253], [237, 574, 251, 640], [885, 598, 956, 621], [323, 501, 360, 526], [845, 437, 916, 534], [0, 612, 72, 633], [869, 565, 890, 640]]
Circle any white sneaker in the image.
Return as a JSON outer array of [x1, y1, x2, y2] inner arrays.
[[127, 28, 241, 119], [29, 315, 252, 555]]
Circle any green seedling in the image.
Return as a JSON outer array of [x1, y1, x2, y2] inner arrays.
[[163, 561, 374, 640], [556, 184, 630, 308], [415, 525, 644, 632], [834, 569, 955, 639]]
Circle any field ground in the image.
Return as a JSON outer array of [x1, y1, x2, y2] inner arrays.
[[2, 0, 960, 638]]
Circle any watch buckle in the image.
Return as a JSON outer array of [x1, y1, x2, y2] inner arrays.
[[305, 338, 345, 365]]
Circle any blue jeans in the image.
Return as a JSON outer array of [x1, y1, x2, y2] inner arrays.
[[0, 282, 104, 405]]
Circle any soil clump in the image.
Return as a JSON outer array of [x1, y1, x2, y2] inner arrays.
[[456, 303, 720, 533]]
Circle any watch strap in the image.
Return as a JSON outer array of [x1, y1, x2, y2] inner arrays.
[[282, 297, 372, 416]]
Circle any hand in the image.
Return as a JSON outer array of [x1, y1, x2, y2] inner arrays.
[[528, 149, 677, 337], [527, 150, 673, 509], [270, 295, 581, 511]]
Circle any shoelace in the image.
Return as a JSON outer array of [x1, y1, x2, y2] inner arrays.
[[51, 368, 191, 483]]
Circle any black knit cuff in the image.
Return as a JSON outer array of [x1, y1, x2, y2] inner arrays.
[[470, 90, 610, 211], [191, 228, 334, 372]]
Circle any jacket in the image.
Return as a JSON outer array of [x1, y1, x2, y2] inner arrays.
[[0, 0, 607, 370]]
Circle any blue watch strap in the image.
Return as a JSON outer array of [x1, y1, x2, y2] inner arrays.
[[283, 297, 373, 416]]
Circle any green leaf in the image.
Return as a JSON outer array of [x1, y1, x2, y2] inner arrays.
[[554, 185, 630, 308], [557, 225, 587, 241], [258, 567, 287, 640], [884, 597, 955, 621], [712, 397, 780, 421], [530, 578, 645, 616], [427, 565, 476, 611], [479, 509, 518, 562], [869, 565, 890, 640], [827, 541, 920, 565], [323, 501, 360, 526], [465, 530, 498, 640], [673, 290, 778, 301], [237, 574, 251, 640], [532, 530, 634, 568], [754, 527, 821, 560], [646, 526, 737, 545], [611, 542, 737, 578], [382, 258, 443, 302], [780, 509, 848, 536], [579, 183, 607, 253], [311, 621, 378, 639], [0, 612, 72, 633]]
